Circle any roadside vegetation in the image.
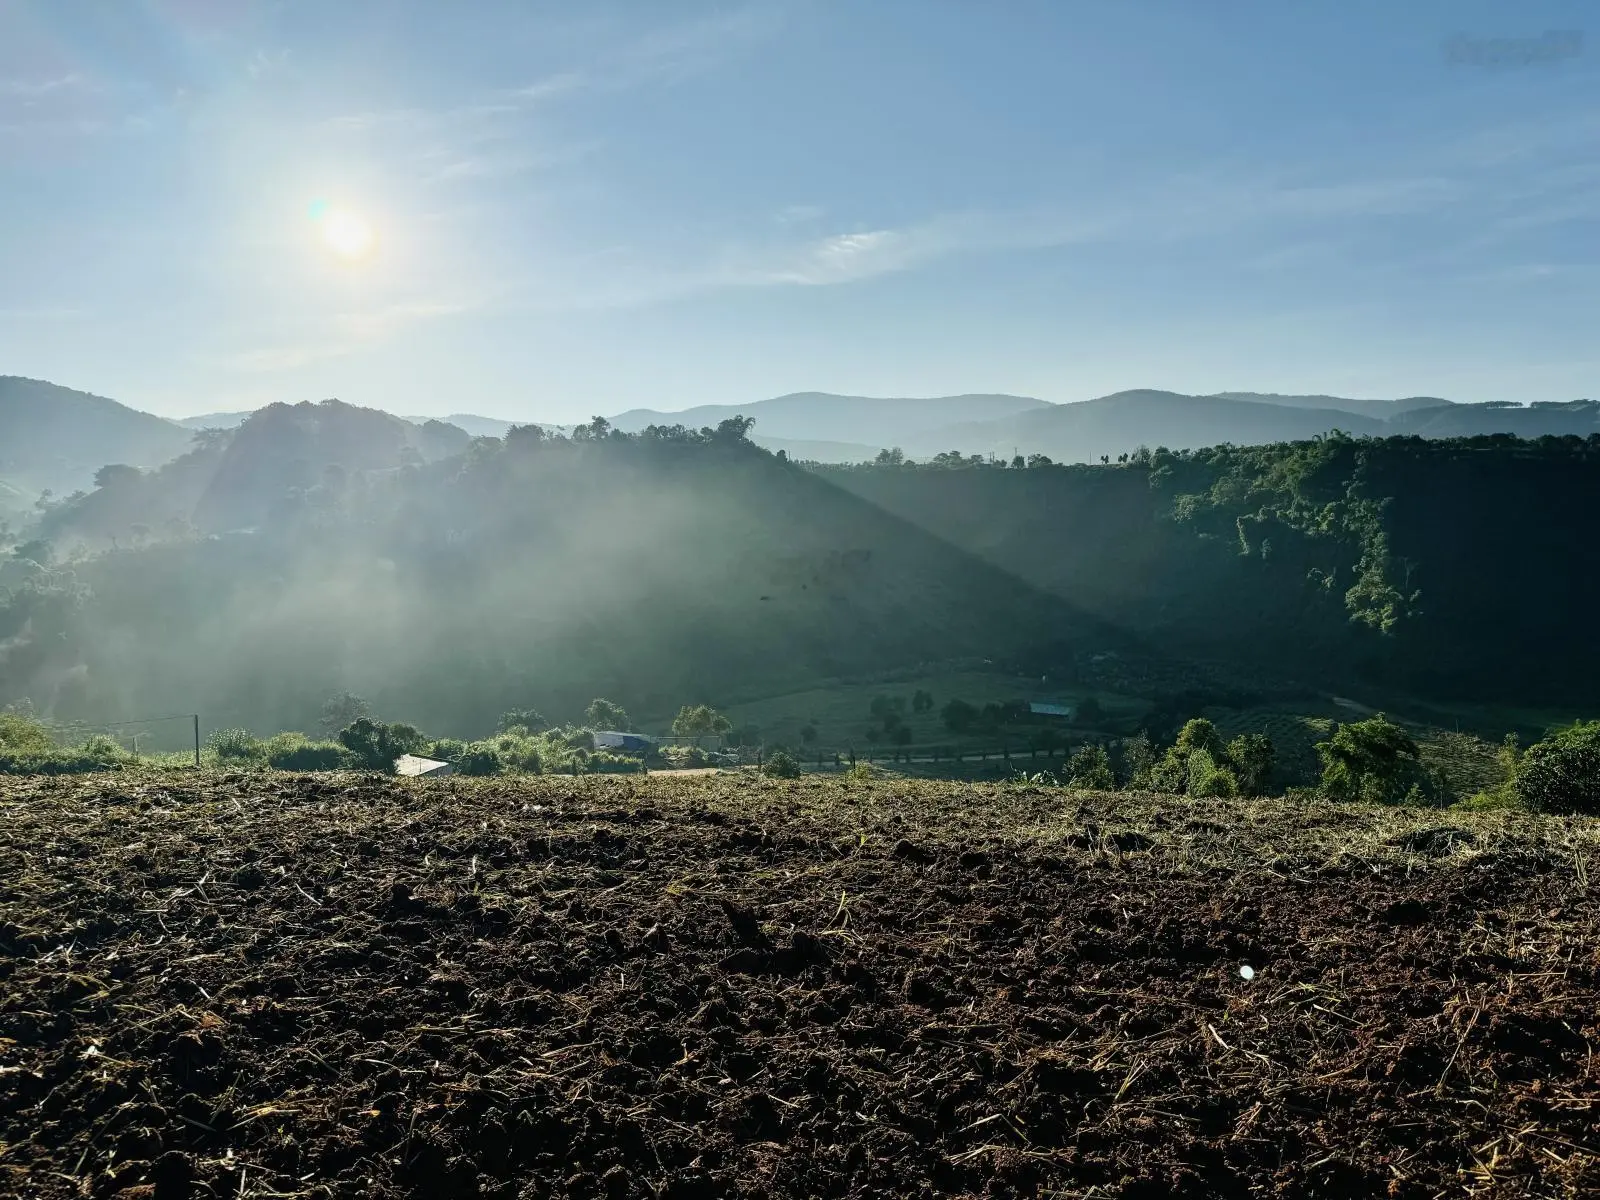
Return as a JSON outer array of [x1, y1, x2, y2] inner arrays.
[[7, 694, 1600, 817]]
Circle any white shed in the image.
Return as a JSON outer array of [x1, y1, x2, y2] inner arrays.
[[394, 754, 455, 778]]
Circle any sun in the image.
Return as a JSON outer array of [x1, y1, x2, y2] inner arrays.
[[317, 208, 376, 260]]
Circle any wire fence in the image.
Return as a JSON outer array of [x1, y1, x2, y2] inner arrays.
[[39, 712, 201, 765]]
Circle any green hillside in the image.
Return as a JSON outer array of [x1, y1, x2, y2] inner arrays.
[[822, 433, 1600, 708], [2, 422, 1124, 735], [0, 376, 194, 497], [35, 400, 471, 548]]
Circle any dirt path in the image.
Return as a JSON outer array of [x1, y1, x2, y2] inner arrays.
[[1, 774, 1596, 1198]]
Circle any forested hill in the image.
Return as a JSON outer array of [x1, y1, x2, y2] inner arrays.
[[0, 376, 193, 498], [820, 433, 1600, 706], [1, 422, 1115, 734], [34, 400, 471, 548]]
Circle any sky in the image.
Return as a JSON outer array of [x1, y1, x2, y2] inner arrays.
[[1, 0, 1595, 422]]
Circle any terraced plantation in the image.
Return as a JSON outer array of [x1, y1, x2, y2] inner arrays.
[[2, 773, 1597, 1198]]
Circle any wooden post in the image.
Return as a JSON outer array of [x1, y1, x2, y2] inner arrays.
[[193, 714, 201, 768]]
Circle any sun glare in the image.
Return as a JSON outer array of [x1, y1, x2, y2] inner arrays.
[[317, 207, 376, 260]]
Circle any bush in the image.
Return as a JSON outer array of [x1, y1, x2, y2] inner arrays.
[[497, 708, 548, 734], [763, 749, 801, 779], [264, 733, 350, 771], [427, 738, 468, 762], [454, 742, 505, 776], [1066, 744, 1115, 790], [1185, 748, 1238, 798], [1316, 714, 1433, 805], [337, 719, 430, 772], [0, 748, 125, 776], [207, 728, 263, 763], [491, 732, 545, 774], [659, 744, 709, 769], [0, 726, 127, 775], [1226, 733, 1275, 797], [1513, 720, 1600, 815], [1118, 732, 1157, 788], [0, 711, 53, 754], [585, 698, 630, 731], [587, 750, 646, 774]]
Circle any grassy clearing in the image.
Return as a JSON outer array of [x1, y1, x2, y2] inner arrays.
[[676, 669, 1148, 751]]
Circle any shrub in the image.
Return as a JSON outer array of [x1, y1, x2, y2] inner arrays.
[[337, 719, 430, 772], [264, 733, 350, 771], [1186, 748, 1239, 798], [1173, 718, 1225, 759], [497, 708, 548, 734], [585, 698, 630, 731], [659, 744, 709, 769], [1066, 744, 1115, 790], [0, 725, 126, 775], [207, 728, 263, 763], [671, 704, 731, 741], [0, 748, 125, 775], [491, 732, 545, 774], [1226, 733, 1275, 797], [763, 749, 802, 779], [1316, 714, 1434, 805], [1118, 732, 1157, 789], [427, 738, 468, 762], [1513, 720, 1600, 815], [81, 734, 125, 759], [0, 711, 53, 754], [587, 750, 645, 774], [454, 742, 505, 777]]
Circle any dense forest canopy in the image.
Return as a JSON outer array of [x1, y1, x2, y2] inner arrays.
[[821, 432, 1600, 705]]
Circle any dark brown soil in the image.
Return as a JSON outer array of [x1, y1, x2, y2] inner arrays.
[[1, 773, 1597, 1198]]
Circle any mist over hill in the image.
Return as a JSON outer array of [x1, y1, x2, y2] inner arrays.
[[7, 384, 1600, 737], [176, 411, 255, 431], [0, 377, 193, 498], [609, 392, 1053, 447], [36, 401, 470, 548], [3, 423, 1113, 735], [1210, 392, 1451, 420], [899, 390, 1391, 462]]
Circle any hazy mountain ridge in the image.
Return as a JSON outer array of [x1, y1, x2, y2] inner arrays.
[[609, 392, 1053, 446], [1209, 392, 1452, 419], [0, 376, 194, 497], [900, 390, 1390, 463], [38, 400, 471, 547], [6, 430, 1115, 733]]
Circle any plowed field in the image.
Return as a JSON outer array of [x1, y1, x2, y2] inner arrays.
[[2, 773, 1597, 1198]]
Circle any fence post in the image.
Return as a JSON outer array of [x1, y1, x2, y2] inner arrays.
[[193, 715, 201, 768]]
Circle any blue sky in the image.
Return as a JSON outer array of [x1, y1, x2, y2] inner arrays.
[[1, 1, 1594, 421]]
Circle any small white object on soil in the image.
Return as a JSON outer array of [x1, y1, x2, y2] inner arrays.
[[1239, 964, 1256, 981]]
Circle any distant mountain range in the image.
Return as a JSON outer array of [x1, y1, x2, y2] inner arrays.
[[615, 389, 1600, 462], [609, 392, 1052, 445], [5, 377, 1598, 520]]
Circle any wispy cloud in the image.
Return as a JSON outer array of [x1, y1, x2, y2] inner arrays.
[[0, 305, 87, 320], [0, 73, 84, 97], [220, 302, 471, 374]]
